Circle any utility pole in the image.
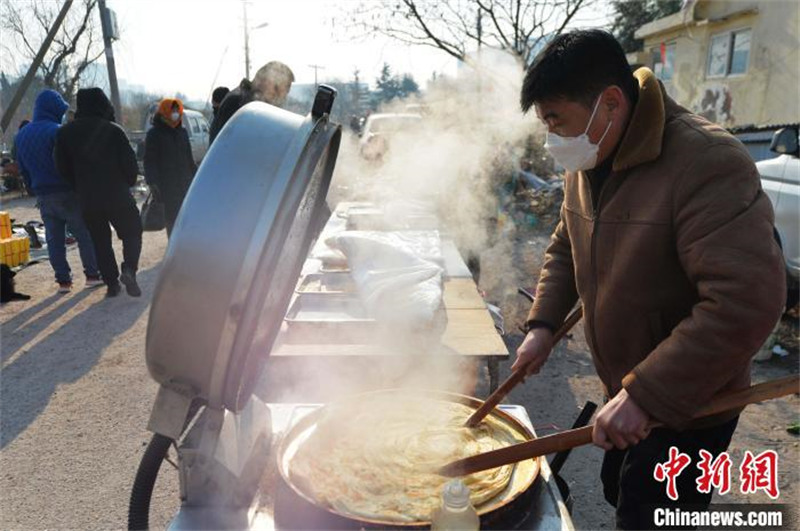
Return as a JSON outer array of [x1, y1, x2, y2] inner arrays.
[[0, 0, 74, 134], [243, 1, 251, 79], [308, 64, 325, 87], [352, 68, 360, 114], [98, 0, 122, 125], [476, 9, 483, 115], [241, 2, 268, 81], [477, 10, 482, 49]]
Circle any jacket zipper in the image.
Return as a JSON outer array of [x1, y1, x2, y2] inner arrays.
[[588, 172, 609, 388]]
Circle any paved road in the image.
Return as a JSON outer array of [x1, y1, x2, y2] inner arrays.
[[1, 196, 178, 530]]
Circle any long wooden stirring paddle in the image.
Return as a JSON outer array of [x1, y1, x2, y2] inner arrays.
[[464, 306, 584, 428], [443, 374, 799, 477]]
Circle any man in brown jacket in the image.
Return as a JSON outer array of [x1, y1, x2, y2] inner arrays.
[[514, 30, 785, 528]]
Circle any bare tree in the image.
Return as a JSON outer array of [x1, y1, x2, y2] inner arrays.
[[1, 0, 105, 103], [344, 0, 593, 69]]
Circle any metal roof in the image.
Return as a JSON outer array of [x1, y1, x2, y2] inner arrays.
[[729, 122, 799, 134]]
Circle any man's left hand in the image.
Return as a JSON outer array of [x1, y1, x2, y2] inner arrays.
[[593, 389, 651, 450]]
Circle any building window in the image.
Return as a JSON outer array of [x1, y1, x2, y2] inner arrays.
[[730, 29, 751, 75], [707, 28, 751, 77], [652, 43, 676, 81]]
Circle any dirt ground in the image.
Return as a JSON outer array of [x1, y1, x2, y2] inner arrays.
[[0, 194, 177, 530], [1, 192, 798, 530]]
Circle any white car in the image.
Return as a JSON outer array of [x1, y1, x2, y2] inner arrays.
[[757, 127, 800, 308], [358, 113, 422, 160]]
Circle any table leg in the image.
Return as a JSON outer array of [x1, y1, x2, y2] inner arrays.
[[488, 358, 500, 393]]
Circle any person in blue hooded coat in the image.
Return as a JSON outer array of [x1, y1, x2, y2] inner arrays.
[[14, 89, 101, 293]]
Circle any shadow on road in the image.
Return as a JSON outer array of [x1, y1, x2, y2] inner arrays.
[[0, 266, 159, 449], [1, 291, 93, 363], [1, 293, 63, 334]]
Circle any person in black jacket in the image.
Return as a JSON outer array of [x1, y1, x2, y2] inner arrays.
[[54, 88, 143, 298], [211, 86, 229, 119], [208, 61, 294, 144], [210, 86, 229, 143], [144, 98, 197, 237]]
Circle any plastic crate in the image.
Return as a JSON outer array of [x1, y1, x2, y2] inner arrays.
[[0, 211, 11, 240], [0, 236, 30, 267]]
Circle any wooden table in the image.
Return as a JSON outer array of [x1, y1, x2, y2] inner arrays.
[[269, 204, 509, 394]]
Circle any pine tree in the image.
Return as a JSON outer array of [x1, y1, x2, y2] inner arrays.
[[399, 74, 419, 98], [375, 63, 401, 103]]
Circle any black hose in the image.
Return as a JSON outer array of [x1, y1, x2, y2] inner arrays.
[[128, 433, 173, 531]]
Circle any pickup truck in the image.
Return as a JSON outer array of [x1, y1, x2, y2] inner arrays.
[[757, 126, 800, 309]]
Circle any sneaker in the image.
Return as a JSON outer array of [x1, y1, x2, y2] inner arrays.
[[85, 276, 104, 289], [106, 283, 121, 298], [120, 268, 141, 297], [57, 282, 72, 294]]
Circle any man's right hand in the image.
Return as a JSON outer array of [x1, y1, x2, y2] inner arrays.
[[512, 327, 554, 376]]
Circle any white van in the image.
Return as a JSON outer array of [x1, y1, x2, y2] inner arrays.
[[180, 109, 211, 163], [757, 126, 800, 307]]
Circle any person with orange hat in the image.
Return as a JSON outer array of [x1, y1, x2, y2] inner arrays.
[[143, 98, 197, 237]]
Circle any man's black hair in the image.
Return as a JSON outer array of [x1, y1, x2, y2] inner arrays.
[[520, 29, 639, 113], [212, 86, 230, 105]]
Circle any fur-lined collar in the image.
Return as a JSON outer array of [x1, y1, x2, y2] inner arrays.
[[612, 68, 666, 172]]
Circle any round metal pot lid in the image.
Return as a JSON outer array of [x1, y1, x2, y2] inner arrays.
[[146, 93, 341, 412]]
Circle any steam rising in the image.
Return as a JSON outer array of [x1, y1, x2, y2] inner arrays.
[[264, 51, 539, 405], [333, 50, 535, 258]]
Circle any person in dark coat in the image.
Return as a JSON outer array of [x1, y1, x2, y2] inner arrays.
[[210, 86, 229, 143], [211, 86, 229, 119], [16, 89, 101, 293], [208, 61, 294, 144], [144, 98, 197, 237], [9, 120, 30, 189], [54, 87, 143, 298]]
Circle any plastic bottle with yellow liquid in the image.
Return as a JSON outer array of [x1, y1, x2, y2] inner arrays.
[[430, 479, 480, 530]]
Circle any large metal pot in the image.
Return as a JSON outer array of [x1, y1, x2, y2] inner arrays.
[[145, 87, 341, 439], [275, 389, 540, 529]]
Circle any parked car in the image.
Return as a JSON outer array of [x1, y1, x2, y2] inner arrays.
[[129, 104, 210, 171], [757, 126, 800, 308], [180, 109, 211, 163], [358, 113, 422, 160]]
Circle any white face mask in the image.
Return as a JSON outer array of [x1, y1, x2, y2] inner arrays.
[[544, 95, 612, 172], [171, 112, 180, 122]]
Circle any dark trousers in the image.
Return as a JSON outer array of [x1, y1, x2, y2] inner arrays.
[[82, 198, 143, 286], [601, 416, 739, 530], [163, 193, 186, 238]]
